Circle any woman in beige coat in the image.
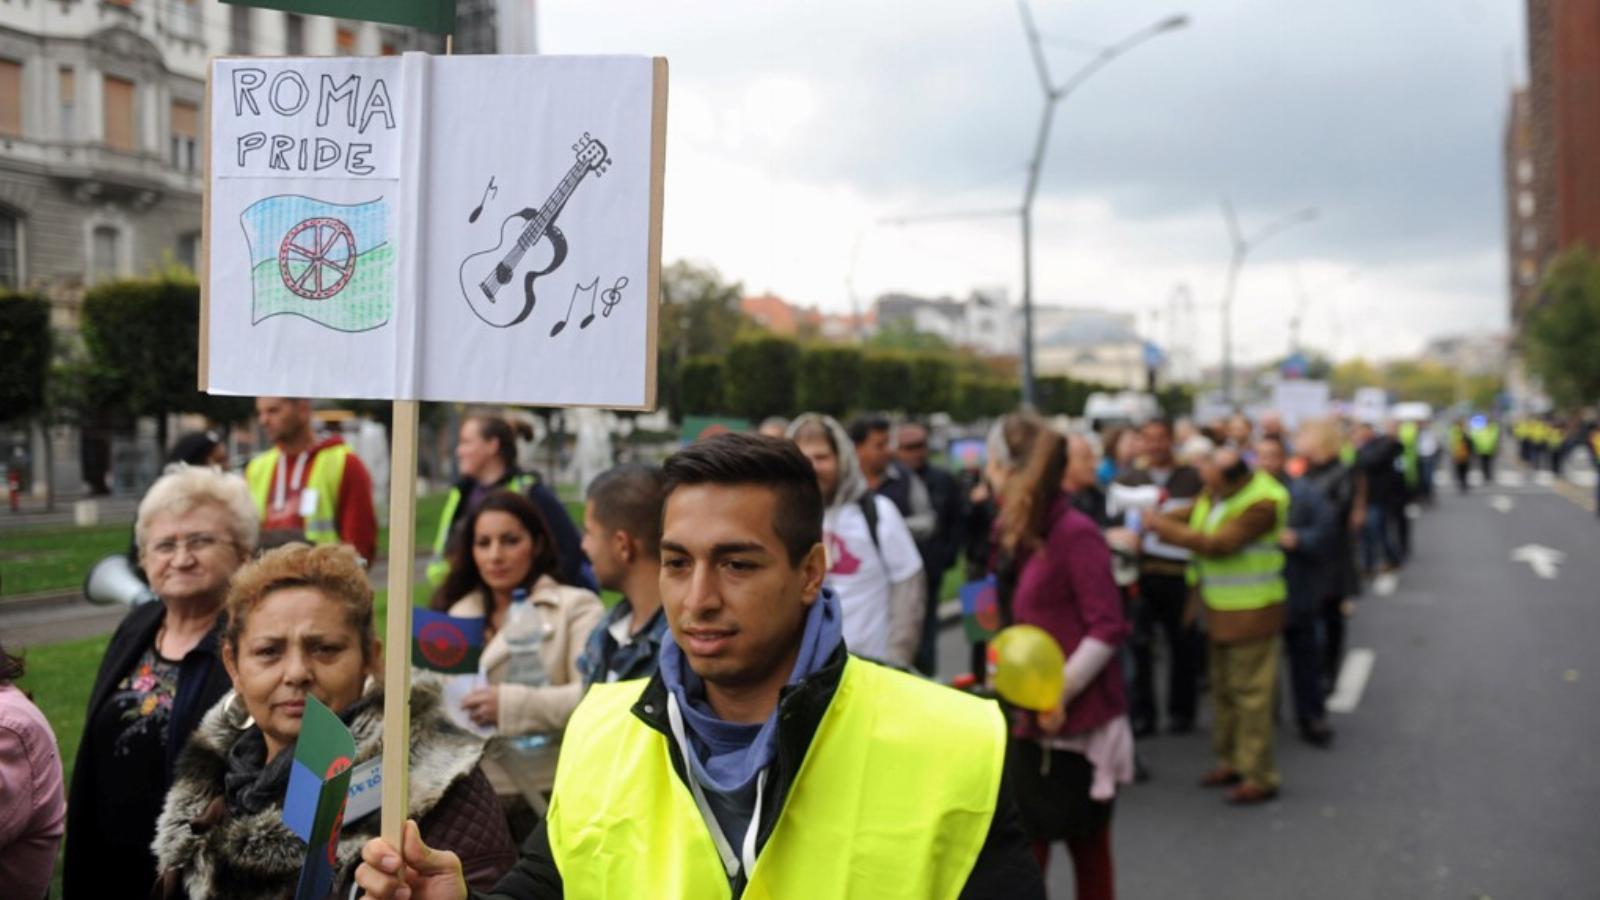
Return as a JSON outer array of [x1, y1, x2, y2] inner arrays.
[[431, 490, 603, 836]]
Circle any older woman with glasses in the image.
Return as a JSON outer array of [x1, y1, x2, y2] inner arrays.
[[62, 466, 257, 900]]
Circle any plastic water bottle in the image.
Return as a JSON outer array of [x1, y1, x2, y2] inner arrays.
[[503, 588, 548, 687], [501, 588, 552, 753]]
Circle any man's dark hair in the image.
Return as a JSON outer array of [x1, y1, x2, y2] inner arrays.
[[469, 415, 519, 468], [1258, 434, 1287, 453], [846, 416, 891, 446], [662, 433, 823, 566], [586, 464, 667, 559], [1142, 416, 1174, 436]]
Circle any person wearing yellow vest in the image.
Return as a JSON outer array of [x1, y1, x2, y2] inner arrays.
[[427, 415, 594, 592], [355, 433, 1044, 900], [1448, 419, 1473, 493], [1145, 446, 1289, 805], [1469, 416, 1500, 484], [246, 397, 376, 563]]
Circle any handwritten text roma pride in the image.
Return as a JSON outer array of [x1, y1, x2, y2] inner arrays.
[[231, 69, 394, 175]]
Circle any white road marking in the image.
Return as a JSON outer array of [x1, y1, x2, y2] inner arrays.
[[1534, 471, 1555, 486], [1571, 471, 1598, 488], [1327, 648, 1376, 714], [1488, 495, 1514, 513], [1510, 544, 1565, 580], [1496, 470, 1525, 487]]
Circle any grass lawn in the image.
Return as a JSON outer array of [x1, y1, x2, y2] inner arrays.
[[0, 524, 134, 597]]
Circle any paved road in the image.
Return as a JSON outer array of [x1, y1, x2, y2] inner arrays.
[[935, 472, 1600, 898]]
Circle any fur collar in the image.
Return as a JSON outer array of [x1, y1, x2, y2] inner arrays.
[[152, 680, 484, 900]]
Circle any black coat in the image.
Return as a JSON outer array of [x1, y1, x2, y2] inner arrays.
[[62, 600, 232, 900], [476, 644, 1045, 899]]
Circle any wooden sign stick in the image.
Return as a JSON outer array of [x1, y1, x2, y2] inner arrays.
[[379, 397, 420, 846]]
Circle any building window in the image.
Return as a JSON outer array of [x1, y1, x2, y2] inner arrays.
[[103, 75, 136, 151], [1517, 158, 1533, 184], [170, 100, 198, 172], [58, 66, 74, 140], [285, 13, 306, 55], [1521, 225, 1538, 252], [1517, 190, 1536, 218], [1518, 258, 1538, 288], [92, 225, 122, 283], [336, 26, 357, 54], [381, 41, 398, 56], [0, 214, 19, 289], [230, 5, 252, 55], [176, 231, 200, 273], [0, 59, 22, 137]]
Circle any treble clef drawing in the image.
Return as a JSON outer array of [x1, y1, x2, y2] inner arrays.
[[600, 276, 627, 318]]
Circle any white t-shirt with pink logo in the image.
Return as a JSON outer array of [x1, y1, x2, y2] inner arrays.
[[821, 495, 923, 660]]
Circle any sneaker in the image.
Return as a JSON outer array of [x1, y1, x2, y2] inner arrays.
[[1199, 767, 1241, 788], [1299, 720, 1335, 748]]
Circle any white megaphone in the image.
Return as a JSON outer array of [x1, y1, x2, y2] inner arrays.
[[83, 554, 159, 607]]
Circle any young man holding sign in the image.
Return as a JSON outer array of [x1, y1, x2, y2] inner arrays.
[[355, 434, 1043, 899]]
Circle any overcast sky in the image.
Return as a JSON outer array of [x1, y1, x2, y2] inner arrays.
[[539, 0, 1527, 365]]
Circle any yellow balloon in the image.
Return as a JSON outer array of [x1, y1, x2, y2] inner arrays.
[[989, 625, 1066, 712]]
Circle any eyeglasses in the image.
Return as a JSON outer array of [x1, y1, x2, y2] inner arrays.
[[899, 441, 928, 451], [147, 533, 233, 560]]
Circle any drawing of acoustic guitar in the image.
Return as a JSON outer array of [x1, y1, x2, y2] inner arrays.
[[459, 133, 611, 328]]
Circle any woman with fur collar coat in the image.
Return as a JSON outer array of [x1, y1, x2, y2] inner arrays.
[[149, 544, 515, 899]]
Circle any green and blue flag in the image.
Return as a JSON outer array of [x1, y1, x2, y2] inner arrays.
[[281, 695, 357, 900], [239, 194, 394, 332]]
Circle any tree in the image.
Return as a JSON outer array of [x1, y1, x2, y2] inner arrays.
[[952, 374, 1017, 423], [1525, 247, 1600, 409], [679, 355, 727, 415], [798, 344, 862, 419], [1330, 358, 1384, 399], [79, 275, 252, 449], [906, 352, 956, 416], [658, 260, 748, 418], [868, 320, 951, 353], [0, 291, 51, 423], [726, 335, 798, 420], [860, 351, 912, 413]]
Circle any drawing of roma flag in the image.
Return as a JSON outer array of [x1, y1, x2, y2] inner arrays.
[[281, 694, 358, 900], [240, 194, 394, 332]]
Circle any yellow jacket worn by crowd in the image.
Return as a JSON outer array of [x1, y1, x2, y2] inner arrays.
[[1187, 470, 1290, 613], [546, 655, 1006, 899], [245, 443, 350, 546]]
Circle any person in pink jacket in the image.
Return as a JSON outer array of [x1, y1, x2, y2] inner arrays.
[[0, 640, 66, 900]]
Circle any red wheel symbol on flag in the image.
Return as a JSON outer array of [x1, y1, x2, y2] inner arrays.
[[974, 584, 1000, 632], [278, 217, 355, 300], [418, 621, 469, 670], [324, 756, 353, 866]]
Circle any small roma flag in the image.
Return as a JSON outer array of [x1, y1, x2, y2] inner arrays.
[[411, 607, 486, 675], [959, 575, 1001, 643], [282, 694, 357, 900]]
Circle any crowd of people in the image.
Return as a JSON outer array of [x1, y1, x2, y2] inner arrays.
[[0, 394, 1564, 899]]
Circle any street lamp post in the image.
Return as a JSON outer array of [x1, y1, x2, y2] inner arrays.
[[1017, 3, 1188, 408], [1218, 198, 1317, 403]]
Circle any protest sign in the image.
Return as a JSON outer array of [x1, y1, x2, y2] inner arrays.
[[281, 695, 357, 900], [202, 53, 666, 410]]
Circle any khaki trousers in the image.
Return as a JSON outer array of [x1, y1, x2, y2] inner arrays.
[[1208, 634, 1282, 790]]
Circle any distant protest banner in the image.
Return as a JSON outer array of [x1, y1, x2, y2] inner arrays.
[[202, 54, 667, 409]]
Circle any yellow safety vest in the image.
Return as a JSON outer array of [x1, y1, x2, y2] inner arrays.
[[245, 444, 350, 546], [1470, 423, 1500, 456], [1186, 471, 1289, 612], [547, 657, 1005, 900]]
